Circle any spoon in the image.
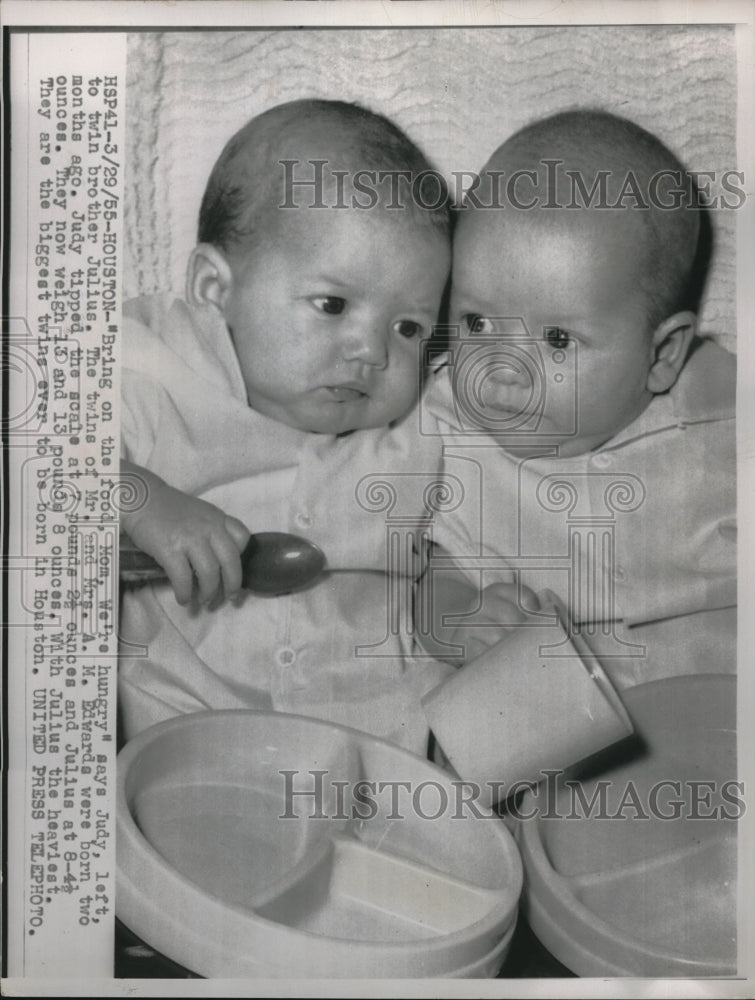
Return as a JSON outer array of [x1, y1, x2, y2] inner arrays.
[[119, 531, 327, 595]]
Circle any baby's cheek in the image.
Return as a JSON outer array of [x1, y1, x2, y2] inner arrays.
[[398, 368, 422, 411]]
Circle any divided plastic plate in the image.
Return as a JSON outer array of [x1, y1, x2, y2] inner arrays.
[[517, 674, 737, 977], [117, 709, 523, 978]]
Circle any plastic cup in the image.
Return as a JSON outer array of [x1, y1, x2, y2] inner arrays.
[[422, 594, 633, 805]]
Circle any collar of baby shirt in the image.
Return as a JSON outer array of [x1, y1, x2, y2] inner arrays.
[[595, 338, 735, 455], [424, 340, 734, 455], [123, 293, 313, 474], [124, 292, 248, 402], [419, 362, 460, 429]]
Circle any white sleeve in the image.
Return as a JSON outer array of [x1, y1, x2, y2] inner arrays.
[[121, 366, 166, 467], [120, 302, 174, 468]]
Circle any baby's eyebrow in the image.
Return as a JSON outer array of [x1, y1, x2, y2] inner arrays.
[[406, 300, 441, 314], [496, 318, 529, 336], [452, 296, 499, 316], [307, 274, 350, 288]]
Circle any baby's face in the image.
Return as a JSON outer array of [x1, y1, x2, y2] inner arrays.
[[221, 207, 450, 435], [449, 211, 657, 457]]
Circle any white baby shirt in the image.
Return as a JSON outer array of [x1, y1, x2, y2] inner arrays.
[[118, 293, 453, 750], [423, 339, 737, 689]]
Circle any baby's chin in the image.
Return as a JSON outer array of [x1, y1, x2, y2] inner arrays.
[[459, 414, 603, 459], [294, 401, 414, 436], [486, 431, 615, 460]]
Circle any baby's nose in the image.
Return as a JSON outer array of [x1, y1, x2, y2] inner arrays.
[[481, 355, 533, 386], [342, 322, 389, 368]]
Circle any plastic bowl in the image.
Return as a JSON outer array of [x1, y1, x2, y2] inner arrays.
[[117, 709, 523, 978], [516, 674, 737, 976]]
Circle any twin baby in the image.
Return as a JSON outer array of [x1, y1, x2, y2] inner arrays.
[[119, 100, 735, 753]]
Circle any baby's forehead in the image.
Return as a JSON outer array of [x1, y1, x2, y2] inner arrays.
[[451, 204, 655, 318], [455, 199, 648, 255], [243, 148, 451, 246], [258, 194, 450, 251]]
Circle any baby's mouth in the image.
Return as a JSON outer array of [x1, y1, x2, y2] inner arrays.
[[324, 383, 369, 402], [479, 395, 528, 417]]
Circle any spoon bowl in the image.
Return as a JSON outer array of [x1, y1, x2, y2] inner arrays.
[[240, 532, 326, 594], [120, 531, 326, 596]]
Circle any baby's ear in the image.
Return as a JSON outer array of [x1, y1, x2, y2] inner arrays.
[[186, 243, 233, 311], [646, 311, 697, 394]]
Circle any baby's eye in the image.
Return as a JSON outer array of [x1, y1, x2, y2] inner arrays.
[[544, 326, 570, 349], [464, 314, 494, 335], [393, 319, 423, 339], [312, 296, 346, 315]]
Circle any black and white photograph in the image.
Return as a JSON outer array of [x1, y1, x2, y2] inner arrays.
[[2, 1, 754, 996]]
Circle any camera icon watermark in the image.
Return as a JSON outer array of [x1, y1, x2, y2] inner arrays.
[[421, 318, 578, 443]]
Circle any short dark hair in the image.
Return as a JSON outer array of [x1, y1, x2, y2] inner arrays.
[[198, 99, 451, 252]]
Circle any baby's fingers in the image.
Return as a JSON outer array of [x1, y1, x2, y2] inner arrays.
[[484, 581, 540, 620], [210, 530, 245, 598], [186, 541, 224, 605], [518, 584, 541, 614], [223, 515, 251, 553], [159, 552, 199, 606], [454, 631, 495, 664]]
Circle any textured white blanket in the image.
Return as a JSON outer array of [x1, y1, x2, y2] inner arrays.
[[124, 26, 738, 349]]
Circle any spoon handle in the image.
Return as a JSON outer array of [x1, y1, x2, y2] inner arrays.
[[119, 534, 174, 584]]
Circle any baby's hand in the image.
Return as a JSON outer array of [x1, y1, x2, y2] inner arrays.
[[121, 466, 250, 605], [449, 582, 541, 663]]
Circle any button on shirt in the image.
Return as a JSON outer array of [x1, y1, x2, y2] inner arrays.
[[118, 294, 453, 749], [425, 339, 736, 689]]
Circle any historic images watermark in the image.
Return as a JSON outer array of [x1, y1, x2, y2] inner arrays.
[[278, 769, 746, 823], [278, 158, 747, 212]]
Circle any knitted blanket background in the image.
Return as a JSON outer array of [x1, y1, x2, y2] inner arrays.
[[124, 26, 739, 351]]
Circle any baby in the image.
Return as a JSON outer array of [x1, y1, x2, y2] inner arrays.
[[118, 99, 456, 750], [424, 110, 736, 688]]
